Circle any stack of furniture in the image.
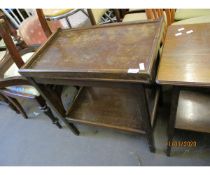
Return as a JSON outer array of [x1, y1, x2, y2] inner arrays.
[[2, 8, 210, 157]]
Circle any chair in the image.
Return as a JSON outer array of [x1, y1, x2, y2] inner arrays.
[[0, 9, 58, 85], [146, 9, 175, 25], [87, 9, 121, 25], [43, 9, 88, 28], [0, 17, 63, 128], [145, 9, 210, 26], [139, 9, 210, 62], [2, 9, 62, 46], [124, 9, 210, 45], [0, 10, 23, 50], [122, 9, 147, 22], [0, 88, 22, 114], [123, 9, 175, 25], [0, 10, 28, 74], [174, 9, 210, 21]]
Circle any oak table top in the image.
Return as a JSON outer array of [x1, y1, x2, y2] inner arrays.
[[19, 19, 164, 83], [157, 23, 210, 87]]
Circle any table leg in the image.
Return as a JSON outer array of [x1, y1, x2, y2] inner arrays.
[[36, 96, 62, 129], [166, 86, 180, 156], [137, 85, 155, 153], [27, 78, 80, 135], [159, 85, 164, 106]]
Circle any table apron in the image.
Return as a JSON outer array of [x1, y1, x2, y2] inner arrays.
[[33, 77, 153, 89]]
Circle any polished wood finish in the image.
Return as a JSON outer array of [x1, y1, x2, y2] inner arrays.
[[166, 87, 210, 156], [176, 90, 210, 133], [157, 23, 210, 87], [20, 19, 164, 83], [19, 19, 164, 152]]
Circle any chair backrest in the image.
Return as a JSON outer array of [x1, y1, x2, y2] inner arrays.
[[87, 9, 121, 25], [1, 9, 35, 28], [145, 9, 175, 45], [1, 9, 60, 46], [0, 10, 53, 69], [0, 19, 24, 68], [36, 9, 52, 38], [145, 9, 175, 26], [0, 10, 21, 44]]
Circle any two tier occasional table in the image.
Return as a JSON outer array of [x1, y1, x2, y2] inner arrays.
[[19, 19, 164, 152], [157, 23, 210, 156]]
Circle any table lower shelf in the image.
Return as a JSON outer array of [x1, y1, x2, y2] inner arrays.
[[66, 86, 158, 134], [176, 90, 210, 133]]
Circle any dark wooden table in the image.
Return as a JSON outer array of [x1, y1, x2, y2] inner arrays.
[[19, 19, 164, 152], [156, 23, 210, 156]]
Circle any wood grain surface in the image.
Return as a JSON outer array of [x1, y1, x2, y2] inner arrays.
[[157, 23, 210, 86]]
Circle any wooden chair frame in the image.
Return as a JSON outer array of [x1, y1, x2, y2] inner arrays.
[[0, 12, 62, 128], [145, 9, 175, 26]]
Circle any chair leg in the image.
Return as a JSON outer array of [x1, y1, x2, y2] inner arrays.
[[4, 95, 28, 119], [87, 9, 96, 25], [0, 93, 20, 114], [35, 96, 62, 129], [166, 86, 180, 156]]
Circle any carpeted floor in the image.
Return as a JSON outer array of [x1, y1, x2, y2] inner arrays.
[[0, 89, 210, 166]]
